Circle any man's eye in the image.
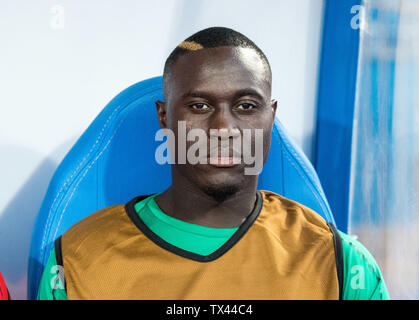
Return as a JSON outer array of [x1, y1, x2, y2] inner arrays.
[[190, 103, 210, 110], [236, 103, 256, 110]]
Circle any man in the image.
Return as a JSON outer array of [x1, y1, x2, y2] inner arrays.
[[37, 27, 389, 300]]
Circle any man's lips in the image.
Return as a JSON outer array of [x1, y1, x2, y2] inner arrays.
[[208, 156, 241, 167]]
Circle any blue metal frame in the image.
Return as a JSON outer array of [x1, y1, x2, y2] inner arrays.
[[314, 0, 362, 232]]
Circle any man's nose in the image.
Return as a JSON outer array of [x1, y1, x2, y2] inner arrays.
[[209, 106, 240, 138]]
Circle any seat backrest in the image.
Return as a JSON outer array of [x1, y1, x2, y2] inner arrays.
[[28, 76, 334, 299]]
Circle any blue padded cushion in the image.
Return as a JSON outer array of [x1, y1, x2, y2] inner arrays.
[[28, 76, 334, 299]]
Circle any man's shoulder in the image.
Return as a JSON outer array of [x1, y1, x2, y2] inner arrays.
[[258, 189, 332, 236], [61, 203, 131, 247], [338, 230, 390, 299], [338, 230, 384, 283], [338, 231, 379, 268]]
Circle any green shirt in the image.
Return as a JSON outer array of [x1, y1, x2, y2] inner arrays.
[[37, 194, 390, 300]]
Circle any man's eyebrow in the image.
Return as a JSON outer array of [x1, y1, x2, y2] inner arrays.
[[181, 90, 210, 99], [232, 88, 265, 101], [181, 88, 266, 101]]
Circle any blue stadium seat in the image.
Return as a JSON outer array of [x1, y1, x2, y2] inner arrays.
[[28, 76, 335, 299]]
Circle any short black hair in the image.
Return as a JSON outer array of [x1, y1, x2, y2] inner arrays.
[[163, 27, 272, 98]]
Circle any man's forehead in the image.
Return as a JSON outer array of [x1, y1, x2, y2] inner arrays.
[[168, 46, 271, 99]]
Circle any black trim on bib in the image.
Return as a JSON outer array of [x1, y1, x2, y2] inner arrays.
[[124, 191, 263, 263], [53, 236, 66, 299], [54, 236, 64, 268], [327, 222, 344, 300]]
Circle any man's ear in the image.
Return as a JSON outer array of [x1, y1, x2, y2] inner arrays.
[[271, 99, 278, 119], [155, 100, 167, 129]]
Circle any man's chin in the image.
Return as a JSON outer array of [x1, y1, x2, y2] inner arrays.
[[202, 183, 240, 203], [176, 164, 247, 201]]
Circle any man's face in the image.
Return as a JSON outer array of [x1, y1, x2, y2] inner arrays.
[[157, 46, 277, 198]]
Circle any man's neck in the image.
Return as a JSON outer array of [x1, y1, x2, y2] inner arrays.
[[154, 175, 259, 229]]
